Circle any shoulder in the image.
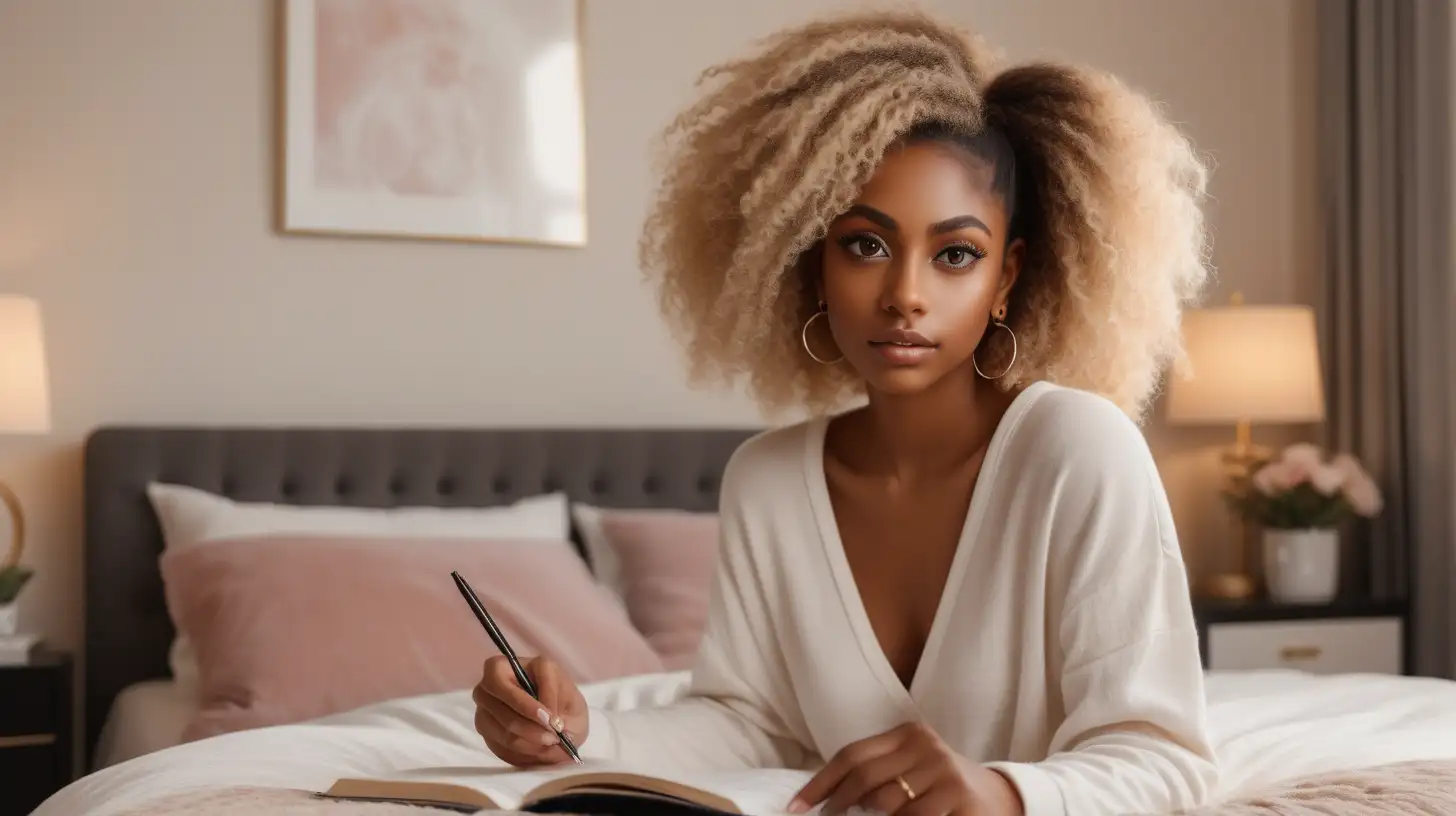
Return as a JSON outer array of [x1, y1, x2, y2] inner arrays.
[[706, 420, 820, 576], [1007, 381, 1157, 477], [1009, 383, 1179, 559], [716, 417, 818, 505], [1005, 381, 1170, 527]]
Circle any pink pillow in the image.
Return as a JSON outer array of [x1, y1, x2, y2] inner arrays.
[[160, 534, 666, 742], [594, 510, 720, 670]]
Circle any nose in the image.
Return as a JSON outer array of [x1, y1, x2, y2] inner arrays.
[[879, 256, 927, 318]]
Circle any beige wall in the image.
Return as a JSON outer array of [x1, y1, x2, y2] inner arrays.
[[0, 0, 1318, 658]]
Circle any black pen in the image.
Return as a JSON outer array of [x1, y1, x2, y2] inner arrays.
[[450, 571, 583, 764]]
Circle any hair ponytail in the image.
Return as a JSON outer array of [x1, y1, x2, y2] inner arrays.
[[981, 63, 1213, 422]]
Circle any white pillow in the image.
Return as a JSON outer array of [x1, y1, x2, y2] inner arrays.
[[147, 482, 570, 687], [570, 502, 625, 601]]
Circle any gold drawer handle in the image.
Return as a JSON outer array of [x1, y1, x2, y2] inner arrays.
[[1280, 645, 1324, 662], [0, 733, 55, 749]]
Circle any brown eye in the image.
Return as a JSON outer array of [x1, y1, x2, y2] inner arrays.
[[937, 244, 984, 269], [838, 234, 889, 259]]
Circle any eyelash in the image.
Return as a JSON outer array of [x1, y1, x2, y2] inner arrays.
[[836, 233, 987, 269]]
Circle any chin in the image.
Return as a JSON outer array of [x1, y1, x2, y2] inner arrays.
[[857, 368, 945, 396]]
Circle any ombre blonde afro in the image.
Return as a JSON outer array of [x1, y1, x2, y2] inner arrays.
[[638, 8, 1213, 422]]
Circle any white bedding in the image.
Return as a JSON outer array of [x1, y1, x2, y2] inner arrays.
[[40, 670, 692, 816], [92, 679, 201, 771], [35, 669, 1456, 816]]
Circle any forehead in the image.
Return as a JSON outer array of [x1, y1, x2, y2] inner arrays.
[[850, 142, 1007, 231]]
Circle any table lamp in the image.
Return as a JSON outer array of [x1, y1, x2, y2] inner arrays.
[[1165, 292, 1326, 600], [0, 295, 52, 579]]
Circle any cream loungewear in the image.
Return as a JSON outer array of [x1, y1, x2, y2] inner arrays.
[[582, 381, 1219, 815]]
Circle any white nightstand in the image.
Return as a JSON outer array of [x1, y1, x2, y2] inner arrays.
[[1194, 598, 1408, 675]]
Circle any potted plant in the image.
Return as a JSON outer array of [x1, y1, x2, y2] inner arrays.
[[0, 562, 32, 636], [1226, 443, 1383, 603]]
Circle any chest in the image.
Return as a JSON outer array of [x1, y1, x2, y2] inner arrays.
[[824, 466, 980, 685]]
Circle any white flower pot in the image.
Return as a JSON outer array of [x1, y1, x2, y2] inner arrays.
[[1263, 528, 1340, 603], [0, 601, 16, 636]]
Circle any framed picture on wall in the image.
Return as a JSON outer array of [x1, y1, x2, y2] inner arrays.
[[279, 0, 586, 246]]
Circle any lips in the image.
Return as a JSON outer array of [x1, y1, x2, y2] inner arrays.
[[869, 328, 937, 348], [868, 328, 938, 366]]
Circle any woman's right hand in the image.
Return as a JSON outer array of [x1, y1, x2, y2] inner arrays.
[[472, 655, 589, 768]]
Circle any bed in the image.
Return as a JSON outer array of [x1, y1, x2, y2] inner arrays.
[[33, 425, 1456, 816]]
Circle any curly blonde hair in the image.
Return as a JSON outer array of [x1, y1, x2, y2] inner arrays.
[[639, 8, 1213, 422]]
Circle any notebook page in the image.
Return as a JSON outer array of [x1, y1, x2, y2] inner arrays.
[[373, 762, 625, 809], [666, 768, 815, 815]]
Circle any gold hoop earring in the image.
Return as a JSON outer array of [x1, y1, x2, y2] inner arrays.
[[801, 307, 843, 364], [973, 317, 1017, 379]]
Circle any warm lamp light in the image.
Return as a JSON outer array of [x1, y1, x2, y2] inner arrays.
[[1167, 297, 1325, 454], [0, 295, 52, 572], [1166, 293, 1326, 600]]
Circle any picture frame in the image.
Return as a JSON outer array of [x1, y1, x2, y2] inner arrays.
[[278, 0, 587, 247]]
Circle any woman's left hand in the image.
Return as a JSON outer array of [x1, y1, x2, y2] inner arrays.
[[787, 721, 1025, 815]]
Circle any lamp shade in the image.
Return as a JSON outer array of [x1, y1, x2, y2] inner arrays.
[[0, 296, 52, 433], [1166, 304, 1325, 425]]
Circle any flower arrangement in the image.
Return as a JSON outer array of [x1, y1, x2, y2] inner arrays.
[[0, 563, 32, 605], [1227, 443, 1384, 530]]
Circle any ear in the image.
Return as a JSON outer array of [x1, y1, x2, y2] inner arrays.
[[995, 237, 1026, 317]]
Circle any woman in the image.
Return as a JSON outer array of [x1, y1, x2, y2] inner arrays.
[[473, 9, 1218, 815]]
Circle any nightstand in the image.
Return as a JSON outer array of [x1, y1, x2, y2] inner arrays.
[[0, 648, 74, 816], [1193, 598, 1408, 676]]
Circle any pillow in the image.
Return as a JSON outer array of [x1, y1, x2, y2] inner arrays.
[[148, 483, 570, 545], [160, 534, 666, 742], [572, 505, 721, 669], [572, 503, 626, 603], [148, 483, 569, 688]]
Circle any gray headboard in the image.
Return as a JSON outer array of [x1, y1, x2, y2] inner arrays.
[[81, 425, 758, 764]]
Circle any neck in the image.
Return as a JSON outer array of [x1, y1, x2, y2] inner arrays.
[[860, 368, 1012, 480]]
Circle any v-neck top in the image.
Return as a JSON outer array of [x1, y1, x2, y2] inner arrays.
[[585, 382, 1220, 815]]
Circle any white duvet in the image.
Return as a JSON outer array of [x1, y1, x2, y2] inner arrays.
[[35, 669, 1456, 816]]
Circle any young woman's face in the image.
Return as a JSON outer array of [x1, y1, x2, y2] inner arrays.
[[817, 141, 1023, 398]]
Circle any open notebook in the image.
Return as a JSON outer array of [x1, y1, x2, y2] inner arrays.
[[319, 763, 815, 815]]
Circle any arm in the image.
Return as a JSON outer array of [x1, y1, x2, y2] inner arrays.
[[983, 403, 1221, 816], [579, 444, 811, 772]]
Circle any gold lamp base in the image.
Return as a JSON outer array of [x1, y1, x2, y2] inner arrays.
[[1204, 573, 1256, 601], [1209, 418, 1272, 603], [1222, 419, 1273, 481]]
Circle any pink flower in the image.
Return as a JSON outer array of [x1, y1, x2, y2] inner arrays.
[[1282, 457, 1317, 490], [1309, 462, 1346, 495], [1331, 453, 1384, 516], [1344, 475, 1383, 516], [1282, 443, 1324, 469], [1243, 446, 1385, 525], [1253, 459, 1299, 495], [1330, 453, 1366, 483]]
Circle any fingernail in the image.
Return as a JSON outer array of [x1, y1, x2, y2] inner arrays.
[[786, 798, 808, 814], [550, 715, 565, 732], [540, 731, 558, 746], [537, 709, 552, 728]]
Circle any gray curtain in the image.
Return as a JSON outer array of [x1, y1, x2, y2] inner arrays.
[[1317, 0, 1456, 678]]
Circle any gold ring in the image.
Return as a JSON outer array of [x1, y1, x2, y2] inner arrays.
[[897, 775, 916, 801]]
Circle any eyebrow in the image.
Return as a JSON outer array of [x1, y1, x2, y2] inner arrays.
[[930, 214, 991, 235], [842, 205, 991, 236]]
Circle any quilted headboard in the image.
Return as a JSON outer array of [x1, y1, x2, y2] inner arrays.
[[81, 425, 758, 763]]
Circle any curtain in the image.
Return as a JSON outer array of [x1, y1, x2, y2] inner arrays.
[[1316, 0, 1456, 678]]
